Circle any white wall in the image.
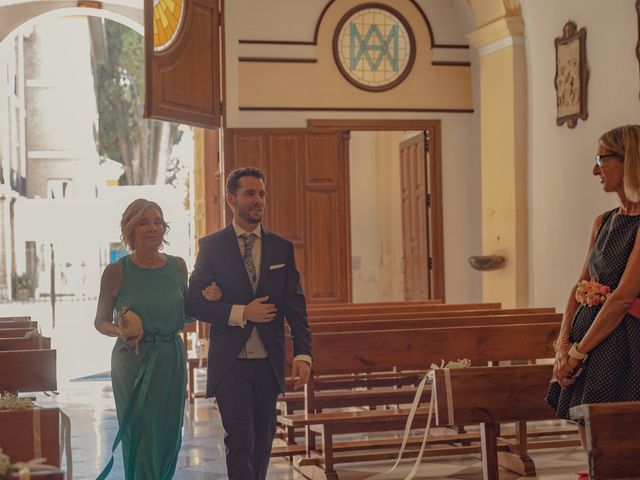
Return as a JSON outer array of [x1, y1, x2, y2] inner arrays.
[[349, 131, 405, 302], [522, 0, 639, 309]]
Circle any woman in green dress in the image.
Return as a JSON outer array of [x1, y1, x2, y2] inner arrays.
[[94, 199, 221, 479]]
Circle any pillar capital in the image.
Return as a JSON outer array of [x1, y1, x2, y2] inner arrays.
[[467, 16, 524, 53]]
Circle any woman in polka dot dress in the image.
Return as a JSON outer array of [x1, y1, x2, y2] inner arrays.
[[546, 125, 640, 474]]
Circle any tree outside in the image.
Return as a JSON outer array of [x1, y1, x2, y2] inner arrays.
[[96, 20, 183, 186]]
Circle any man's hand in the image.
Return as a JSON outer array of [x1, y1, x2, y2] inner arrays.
[[292, 359, 311, 390], [202, 282, 223, 301], [243, 296, 277, 323]]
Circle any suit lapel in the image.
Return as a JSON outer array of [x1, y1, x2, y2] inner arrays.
[[223, 224, 254, 296], [256, 228, 272, 295]]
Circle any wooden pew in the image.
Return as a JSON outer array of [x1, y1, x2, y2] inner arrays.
[[0, 320, 38, 329], [307, 312, 562, 333], [279, 311, 561, 415], [0, 316, 31, 322], [308, 307, 555, 323], [308, 302, 503, 317], [0, 328, 36, 338], [278, 323, 565, 478], [0, 337, 52, 351], [570, 401, 640, 480], [308, 300, 442, 309], [0, 350, 57, 393], [307, 302, 502, 316], [432, 364, 556, 480], [186, 304, 548, 403], [0, 407, 62, 468]]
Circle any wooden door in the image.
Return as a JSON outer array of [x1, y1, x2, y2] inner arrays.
[[400, 132, 431, 300], [144, 0, 222, 128], [193, 128, 222, 241], [224, 129, 351, 304]]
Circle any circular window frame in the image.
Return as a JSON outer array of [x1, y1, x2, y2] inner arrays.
[[332, 3, 416, 92], [153, 0, 187, 54]]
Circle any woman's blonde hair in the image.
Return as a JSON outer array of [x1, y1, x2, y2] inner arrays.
[[600, 125, 640, 202], [120, 199, 170, 251]]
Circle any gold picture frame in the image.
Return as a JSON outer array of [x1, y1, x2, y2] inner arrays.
[[554, 21, 588, 128]]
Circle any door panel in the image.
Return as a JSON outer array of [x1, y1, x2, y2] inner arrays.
[[269, 134, 304, 242], [224, 129, 351, 303], [400, 132, 431, 300], [144, 0, 222, 128]]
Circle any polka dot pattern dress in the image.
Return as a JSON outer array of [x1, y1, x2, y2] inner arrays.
[[547, 208, 640, 420]]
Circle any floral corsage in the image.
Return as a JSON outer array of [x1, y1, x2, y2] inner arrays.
[[575, 280, 611, 306]]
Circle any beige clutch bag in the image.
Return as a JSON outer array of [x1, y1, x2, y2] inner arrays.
[[117, 307, 144, 348]]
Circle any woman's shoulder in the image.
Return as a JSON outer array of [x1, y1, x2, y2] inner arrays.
[[105, 259, 124, 275], [166, 254, 188, 277]]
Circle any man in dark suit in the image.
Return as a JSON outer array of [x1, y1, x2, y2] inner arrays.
[[186, 167, 312, 480]]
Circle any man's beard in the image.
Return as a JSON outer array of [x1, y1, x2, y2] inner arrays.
[[240, 207, 262, 224]]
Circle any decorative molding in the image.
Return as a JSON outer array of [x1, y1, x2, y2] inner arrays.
[[477, 35, 524, 57], [307, 119, 442, 130], [237, 0, 469, 50], [239, 57, 316, 63], [28, 151, 91, 159], [431, 61, 471, 67], [239, 39, 315, 46], [467, 16, 524, 50], [240, 106, 474, 113]]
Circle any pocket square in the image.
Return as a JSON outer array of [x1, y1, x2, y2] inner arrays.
[[269, 263, 285, 270]]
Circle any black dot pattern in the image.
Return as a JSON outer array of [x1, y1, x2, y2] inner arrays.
[[547, 208, 640, 420]]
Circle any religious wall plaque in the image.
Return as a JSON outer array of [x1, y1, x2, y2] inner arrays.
[[554, 21, 588, 128]]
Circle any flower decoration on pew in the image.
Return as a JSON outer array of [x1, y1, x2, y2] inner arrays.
[[427, 358, 471, 382], [0, 393, 35, 411], [23, 330, 42, 340], [0, 448, 59, 480], [575, 279, 611, 306], [0, 448, 11, 479]]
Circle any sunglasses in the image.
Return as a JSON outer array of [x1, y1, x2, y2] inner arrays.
[[595, 153, 622, 168]]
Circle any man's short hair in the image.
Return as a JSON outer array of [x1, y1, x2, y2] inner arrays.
[[226, 167, 266, 195]]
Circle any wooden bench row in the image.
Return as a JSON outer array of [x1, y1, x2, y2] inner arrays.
[[0, 318, 64, 476]]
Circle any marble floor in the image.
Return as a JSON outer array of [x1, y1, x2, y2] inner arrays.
[[32, 378, 588, 480]]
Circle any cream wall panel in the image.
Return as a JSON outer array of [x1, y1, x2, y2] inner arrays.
[[522, 0, 639, 310], [234, 0, 472, 111]]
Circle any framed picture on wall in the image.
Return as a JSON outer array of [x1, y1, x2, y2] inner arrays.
[[554, 21, 588, 128]]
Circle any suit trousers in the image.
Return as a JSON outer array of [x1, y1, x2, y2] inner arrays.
[[215, 358, 279, 480]]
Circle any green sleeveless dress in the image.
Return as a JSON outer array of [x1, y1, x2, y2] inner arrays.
[[99, 254, 187, 480]]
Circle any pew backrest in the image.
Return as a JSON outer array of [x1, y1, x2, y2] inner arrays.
[[0, 349, 57, 392], [308, 307, 555, 323], [288, 322, 559, 375], [432, 364, 555, 425], [570, 401, 640, 480], [0, 327, 35, 338], [0, 337, 52, 351], [306, 312, 562, 333]]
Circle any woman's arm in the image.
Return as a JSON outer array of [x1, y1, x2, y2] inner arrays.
[[556, 214, 604, 348], [554, 214, 603, 385], [576, 225, 640, 354], [94, 262, 123, 337], [176, 256, 188, 287]]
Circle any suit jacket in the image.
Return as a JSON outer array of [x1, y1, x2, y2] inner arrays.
[[186, 223, 313, 396]]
